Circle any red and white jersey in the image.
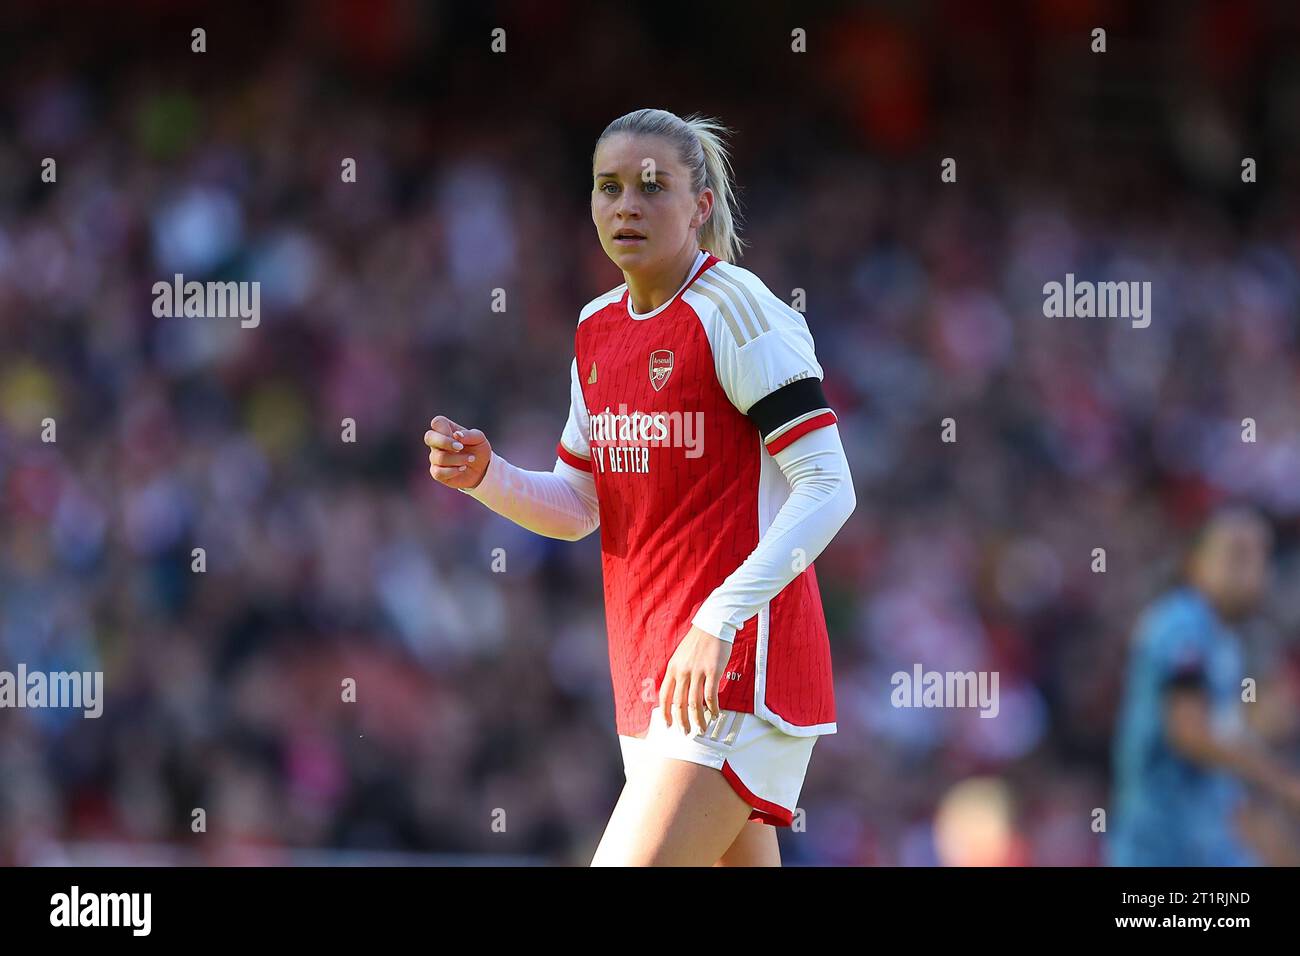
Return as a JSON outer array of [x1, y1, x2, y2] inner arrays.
[[556, 250, 839, 739]]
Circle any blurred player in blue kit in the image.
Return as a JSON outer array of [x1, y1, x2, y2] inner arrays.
[[1109, 504, 1300, 865]]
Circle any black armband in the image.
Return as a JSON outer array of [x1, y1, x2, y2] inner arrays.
[[747, 377, 830, 441]]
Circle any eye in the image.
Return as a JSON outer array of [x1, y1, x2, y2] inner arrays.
[[642, 180, 662, 193], [598, 182, 618, 194]]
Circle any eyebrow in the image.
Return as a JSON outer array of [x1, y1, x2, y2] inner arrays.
[[594, 170, 674, 179]]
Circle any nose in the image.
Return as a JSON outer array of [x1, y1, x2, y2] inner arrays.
[[614, 192, 641, 219]]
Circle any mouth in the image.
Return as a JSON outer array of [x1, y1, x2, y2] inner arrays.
[[613, 230, 646, 245]]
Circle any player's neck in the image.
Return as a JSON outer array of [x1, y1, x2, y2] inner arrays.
[[1190, 582, 1239, 624], [626, 247, 700, 315]]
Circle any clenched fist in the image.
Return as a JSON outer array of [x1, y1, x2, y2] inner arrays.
[[425, 415, 492, 490]]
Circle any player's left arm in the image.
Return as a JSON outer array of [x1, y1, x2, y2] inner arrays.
[[1156, 634, 1300, 813], [690, 422, 855, 642], [659, 284, 856, 734], [691, 291, 856, 643]]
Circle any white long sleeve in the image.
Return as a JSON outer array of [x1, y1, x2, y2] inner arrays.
[[458, 453, 600, 542], [690, 422, 856, 643], [456, 349, 601, 540]]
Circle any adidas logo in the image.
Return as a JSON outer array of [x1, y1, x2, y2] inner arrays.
[[587, 361, 597, 384]]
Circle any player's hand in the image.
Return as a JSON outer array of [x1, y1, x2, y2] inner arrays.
[[659, 625, 732, 736], [425, 415, 492, 490]]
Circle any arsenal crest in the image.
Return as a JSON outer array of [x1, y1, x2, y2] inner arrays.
[[648, 349, 674, 391]]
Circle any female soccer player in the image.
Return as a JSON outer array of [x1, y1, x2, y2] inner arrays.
[[425, 109, 856, 866]]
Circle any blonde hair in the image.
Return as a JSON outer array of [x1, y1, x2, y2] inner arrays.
[[594, 109, 747, 263]]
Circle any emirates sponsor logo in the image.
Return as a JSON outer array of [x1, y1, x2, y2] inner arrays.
[[586, 402, 706, 473], [589, 407, 670, 443]]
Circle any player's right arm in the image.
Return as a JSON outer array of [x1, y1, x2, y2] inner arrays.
[[424, 358, 600, 542]]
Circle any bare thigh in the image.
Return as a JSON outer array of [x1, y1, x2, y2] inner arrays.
[[713, 819, 781, 867], [591, 754, 755, 866]]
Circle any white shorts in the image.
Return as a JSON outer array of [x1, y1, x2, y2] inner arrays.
[[618, 706, 818, 827]]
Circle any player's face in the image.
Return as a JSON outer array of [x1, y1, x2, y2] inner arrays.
[[1204, 520, 1273, 618], [591, 133, 707, 274]]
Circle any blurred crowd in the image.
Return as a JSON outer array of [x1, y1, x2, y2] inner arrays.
[[2, 1, 1300, 865]]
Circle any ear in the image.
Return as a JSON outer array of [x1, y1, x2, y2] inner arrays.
[[692, 187, 715, 230]]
